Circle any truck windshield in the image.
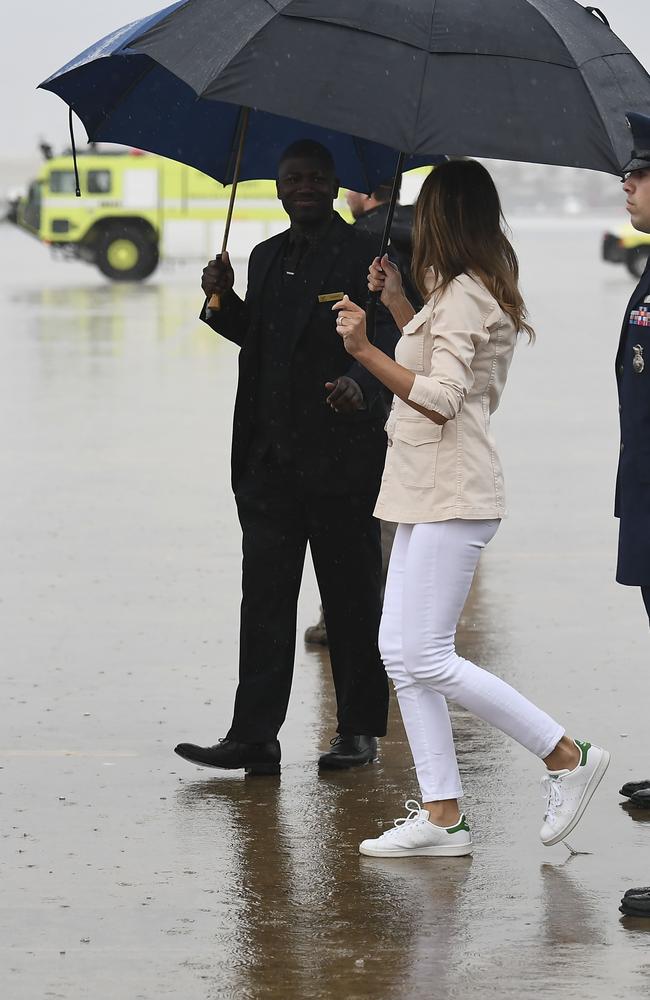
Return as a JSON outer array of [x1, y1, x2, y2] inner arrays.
[[49, 170, 77, 194]]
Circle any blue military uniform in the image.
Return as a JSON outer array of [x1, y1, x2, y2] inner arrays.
[[615, 113, 650, 612]]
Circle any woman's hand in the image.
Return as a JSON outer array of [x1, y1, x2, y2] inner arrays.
[[368, 253, 402, 307], [332, 295, 369, 358]]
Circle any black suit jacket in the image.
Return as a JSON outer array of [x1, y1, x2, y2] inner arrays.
[[200, 214, 399, 494], [614, 260, 650, 584]]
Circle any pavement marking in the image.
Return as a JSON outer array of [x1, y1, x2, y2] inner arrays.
[[0, 750, 138, 757]]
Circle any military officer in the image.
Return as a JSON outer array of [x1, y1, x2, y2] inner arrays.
[[616, 112, 650, 920]]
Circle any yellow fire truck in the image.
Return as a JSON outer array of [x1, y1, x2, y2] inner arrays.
[[602, 223, 650, 279], [9, 148, 288, 281]]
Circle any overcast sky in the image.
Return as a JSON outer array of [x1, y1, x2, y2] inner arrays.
[[2, 1, 650, 157]]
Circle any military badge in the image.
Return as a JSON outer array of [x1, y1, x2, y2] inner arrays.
[[633, 344, 645, 374], [630, 306, 650, 326]]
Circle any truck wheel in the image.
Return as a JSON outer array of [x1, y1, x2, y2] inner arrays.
[[626, 246, 650, 279], [95, 226, 159, 281]]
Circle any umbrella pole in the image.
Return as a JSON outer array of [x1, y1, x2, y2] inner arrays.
[[207, 106, 250, 311], [366, 151, 406, 341]]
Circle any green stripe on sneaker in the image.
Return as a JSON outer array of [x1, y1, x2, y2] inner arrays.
[[575, 739, 591, 766], [447, 815, 470, 834]]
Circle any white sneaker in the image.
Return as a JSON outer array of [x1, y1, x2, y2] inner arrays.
[[540, 739, 610, 847], [359, 800, 473, 858]]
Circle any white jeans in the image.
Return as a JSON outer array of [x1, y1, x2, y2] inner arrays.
[[379, 520, 564, 801]]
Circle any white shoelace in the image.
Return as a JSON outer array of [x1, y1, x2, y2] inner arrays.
[[379, 799, 424, 839], [541, 776, 563, 824]]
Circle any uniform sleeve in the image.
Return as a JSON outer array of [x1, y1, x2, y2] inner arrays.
[[407, 279, 491, 419]]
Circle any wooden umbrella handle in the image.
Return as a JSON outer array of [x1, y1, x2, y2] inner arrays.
[[208, 107, 250, 310]]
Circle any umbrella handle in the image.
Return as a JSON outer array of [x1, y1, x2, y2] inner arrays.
[[366, 152, 406, 342], [207, 107, 250, 311]]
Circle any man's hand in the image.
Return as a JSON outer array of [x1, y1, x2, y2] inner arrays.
[[325, 376, 365, 413], [201, 251, 235, 298]]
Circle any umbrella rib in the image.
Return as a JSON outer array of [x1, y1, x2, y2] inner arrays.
[[577, 55, 632, 173], [407, 0, 437, 155], [519, 0, 624, 72]]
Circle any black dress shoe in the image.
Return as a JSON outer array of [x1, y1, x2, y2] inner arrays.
[[174, 738, 281, 775], [619, 887, 650, 917], [619, 778, 650, 797], [629, 788, 650, 808], [318, 734, 378, 770]]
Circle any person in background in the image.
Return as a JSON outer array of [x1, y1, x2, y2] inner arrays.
[[174, 140, 398, 775], [333, 159, 609, 859], [613, 112, 650, 919], [346, 180, 418, 304], [304, 177, 422, 646]]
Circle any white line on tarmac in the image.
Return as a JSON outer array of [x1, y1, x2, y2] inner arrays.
[[0, 750, 138, 757]]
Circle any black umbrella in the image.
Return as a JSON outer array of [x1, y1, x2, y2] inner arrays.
[[40, 0, 650, 317], [41, 1, 650, 176]]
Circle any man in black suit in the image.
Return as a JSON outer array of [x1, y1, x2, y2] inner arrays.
[[304, 177, 422, 646], [615, 113, 650, 919], [346, 180, 419, 306], [175, 141, 396, 775]]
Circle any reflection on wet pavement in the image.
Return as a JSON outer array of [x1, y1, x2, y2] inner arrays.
[[1, 223, 649, 999]]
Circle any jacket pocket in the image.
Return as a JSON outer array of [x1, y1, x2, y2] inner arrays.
[[392, 419, 443, 488], [397, 312, 430, 373]]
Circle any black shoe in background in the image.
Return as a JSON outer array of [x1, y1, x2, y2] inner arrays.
[[318, 734, 378, 770], [620, 887, 650, 917], [629, 788, 650, 809], [619, 778, 650, 797], [304, 608, 329, 647], [174, 738, 281, 775]]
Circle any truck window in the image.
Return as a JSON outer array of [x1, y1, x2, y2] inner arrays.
[[49, 170, 77, 194], [88, 170, 112, 194], [24, 180, 42, 231]]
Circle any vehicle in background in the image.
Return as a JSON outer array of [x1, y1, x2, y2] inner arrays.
[[602, 223, 650, 279], [7, 147, 288, 281]]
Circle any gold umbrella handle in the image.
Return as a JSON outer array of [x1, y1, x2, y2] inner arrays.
[[208, 107, 250, 311]]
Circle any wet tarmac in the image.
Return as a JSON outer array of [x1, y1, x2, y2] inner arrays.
[[1, 217, 649, 999]]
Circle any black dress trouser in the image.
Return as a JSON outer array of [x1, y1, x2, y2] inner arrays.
[[642, 586, 650, 625], [227, 450, 389, 742]]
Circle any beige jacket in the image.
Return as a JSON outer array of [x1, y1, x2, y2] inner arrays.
[[373, 272, 517, 524]]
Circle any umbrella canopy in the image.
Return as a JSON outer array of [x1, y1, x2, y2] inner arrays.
[[41, 0, 650, 183], [39, 7, 440, 192]]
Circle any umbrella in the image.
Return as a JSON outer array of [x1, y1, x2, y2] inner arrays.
[[40, 1, 650, 179], [39, 0, 650, 316]]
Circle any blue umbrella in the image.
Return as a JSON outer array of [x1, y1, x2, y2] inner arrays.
[[38, 3, 437, 194]]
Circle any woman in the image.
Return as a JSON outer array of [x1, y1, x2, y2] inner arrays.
[[333, 160, 609, 858]]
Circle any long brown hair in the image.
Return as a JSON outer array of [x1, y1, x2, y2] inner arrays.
[[412, 160, 534, 340]]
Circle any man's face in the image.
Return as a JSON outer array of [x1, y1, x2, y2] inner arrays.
[[276, 155, 339, 225], [346, 190, 370, 220], [623, 168, 650, 233]]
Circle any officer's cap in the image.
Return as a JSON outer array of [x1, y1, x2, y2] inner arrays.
[[623, 112, 650, 174]]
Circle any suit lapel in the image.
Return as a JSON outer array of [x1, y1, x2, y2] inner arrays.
[[247, 233, 286, 329]]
